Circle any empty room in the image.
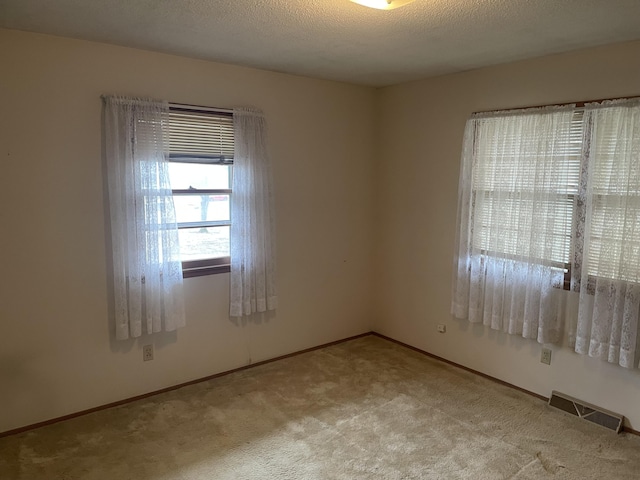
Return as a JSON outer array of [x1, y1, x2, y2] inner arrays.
[[2, 0, 640, 478]]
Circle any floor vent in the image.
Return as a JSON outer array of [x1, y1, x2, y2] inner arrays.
[[548, 391, 623, 433]]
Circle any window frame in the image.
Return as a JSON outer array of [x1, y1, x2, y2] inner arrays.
[[167, 105, 234, 278]]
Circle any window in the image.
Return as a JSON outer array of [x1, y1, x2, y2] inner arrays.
[[452, 98, 640, 367], [471, 109, 583, 289], [465, 102, 640, 291], [167, 106, 234, 277], [580, 107, 640, 284]]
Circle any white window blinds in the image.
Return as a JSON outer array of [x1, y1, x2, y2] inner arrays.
[[168, 108, 234, 162]]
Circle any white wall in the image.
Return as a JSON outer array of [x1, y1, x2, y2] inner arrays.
[[0, 29, 376, 433], [3, 27, 640, 435], [374, 40, 640, 428]]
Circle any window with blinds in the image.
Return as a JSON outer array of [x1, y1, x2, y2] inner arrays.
[[167, 106, 234, 277], [469, 100, 640, 289], [585, 105, 640, 283], [169, 109, 234, 162], [471, 110, 584, 273]]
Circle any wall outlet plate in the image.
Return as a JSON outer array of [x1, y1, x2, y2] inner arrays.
[[437, 324, 446, 333], [143, 344, 154, 362], [541, 348, 552, 365]]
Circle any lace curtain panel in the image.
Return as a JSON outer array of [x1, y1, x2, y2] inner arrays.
[[230, 108, 277, 317], [452, 99, 640, 368], [572, 100, 640, 368], [103, 96, 185, 340], [452, 106, 577, 344]]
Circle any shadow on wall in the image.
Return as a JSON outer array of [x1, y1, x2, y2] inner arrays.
[[0, 352, 55, 432], [453, 316, 549, 362], [230, 310, 276, 328]]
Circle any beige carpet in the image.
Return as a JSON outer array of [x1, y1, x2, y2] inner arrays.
[[1, 335, 640, 479]]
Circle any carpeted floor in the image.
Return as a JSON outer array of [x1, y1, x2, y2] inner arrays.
[[2, 335, 640, 479]]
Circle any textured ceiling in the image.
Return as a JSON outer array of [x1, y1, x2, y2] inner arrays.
[[2, 0, 640, 86]]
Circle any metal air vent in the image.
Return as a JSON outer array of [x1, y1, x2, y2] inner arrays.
[[548, 391, 623, 433]]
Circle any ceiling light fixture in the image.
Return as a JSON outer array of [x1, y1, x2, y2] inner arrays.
[[350, 0, 415, 10]]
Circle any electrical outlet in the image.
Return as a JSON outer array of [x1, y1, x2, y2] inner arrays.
[[437, 324, 446, 333], [143, 344, 154, 362], [541, 348, 552, 365]]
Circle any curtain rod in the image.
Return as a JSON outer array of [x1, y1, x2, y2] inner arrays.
[[100, 96, 234, 115], [169, 102, 233, 115], [473, 94, 640, 115]]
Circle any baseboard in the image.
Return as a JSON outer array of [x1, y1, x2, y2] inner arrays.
[[370, 332, 639, 437], [370, 332, 548, 402], [0, 331, 372, 438], [4, 330, 637, 439]]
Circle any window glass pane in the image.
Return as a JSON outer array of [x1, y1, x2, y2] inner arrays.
[[174, 194, 230, 223], [587, 194, 640, 282], [474, 194, 573, 265], [169, 163, 230, 190], [178, 226, 230, 261]]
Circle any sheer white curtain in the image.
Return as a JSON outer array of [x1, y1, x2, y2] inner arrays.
[[230, 108, 277, 317], [573, 99, 640, 368], [452, 107, 577, 344], [104, 96, 185, 340]]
